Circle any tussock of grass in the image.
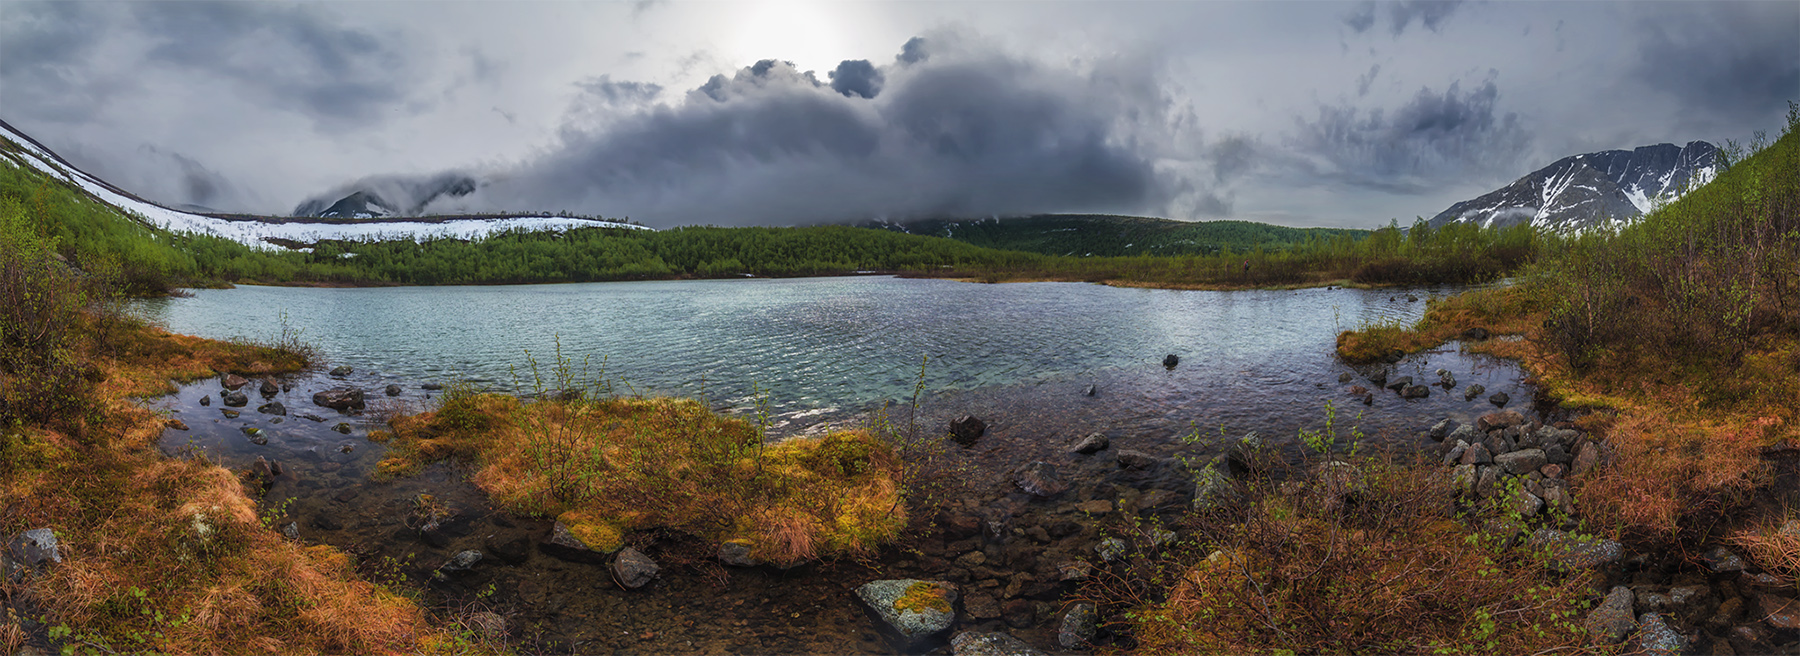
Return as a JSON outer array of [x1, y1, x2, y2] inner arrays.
[[1119, 454, 1591, 654], [1335, 285, 1543, 364], [378, 392, 906, 565]]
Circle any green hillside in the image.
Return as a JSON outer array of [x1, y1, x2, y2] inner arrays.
[[864, 214, 1369, 257]]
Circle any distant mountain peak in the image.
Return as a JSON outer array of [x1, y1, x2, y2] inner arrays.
[[1428, 141, 1717, 232]]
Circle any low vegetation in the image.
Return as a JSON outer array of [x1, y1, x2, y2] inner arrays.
[[0, 192, 483, 653], [373, 360, 907, 566], [868, 214, 1368, 257]]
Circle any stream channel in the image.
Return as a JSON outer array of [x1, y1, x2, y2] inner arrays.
[[133, 276, 1537, 653]]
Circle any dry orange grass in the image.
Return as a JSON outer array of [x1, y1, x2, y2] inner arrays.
[[380, 394, 906, 565], [0, 320, 473, 655], [1732, 517, 1800, 582], [1336, 285, 1542, 364]]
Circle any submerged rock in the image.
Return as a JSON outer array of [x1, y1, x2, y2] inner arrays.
[[1070, 432, 1109, 455], [718, 539, 758, 567], [949, 415, 987, 446], [313, 388, 365, 410], [1489, 391, 1511, 407], [540, 522, 609, 563], [256, 401, 286, 416], [221, 390, 248, 407], [856, 579, 959, 649], [610, 547, 660, 589], [329, 365, 353, 377], [1014, 462, 1069, 497], [1400, 384, 1430, 399], [1464, 383, 1485, 401], [951, 631, 1046, 656], [1116, 449, 1157, 470], [385, 384, 403, 397], [258, 379, 278, 398], [199, 395, 211, 407]]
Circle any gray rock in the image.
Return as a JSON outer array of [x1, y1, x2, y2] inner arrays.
[[1760, 594, 1800, 630], [385, 384, 403, 397], [1483, 432, 1515, 456], [313, 387, 365, 410], [199, 395, 211, 406], [1192, 464, 1238, 511], [1014, 462, 1069, 497], [1070, 432, 1109, 455], [1056, 561, 1093, 582], [1571, 441, 1604, 477], [5, 529, 64, 578], [221, 390, 249, 407], [1477, 410, 1527, 432], [1385, 375, 1413, 391], [435, 550, 483, 580], [1463, 383, 1485, 401], [1116, 449, 1157, 470], [1083, 384, 1096, 397], [1539, 480, 1574, 515], [1705, 546, 1748, 572], [610, 546, 659, 589], [281, 522, 299, 541], [329, 365, 354, 377], [258, 379, 279, 398], [1459, 442, 1493, 466], [1225, 432, 1272, 477], [1475, 465, 1501, 498], [539, 522, 610, 563], [222, 374, 250, 390], [256, 401, 286, 416], [1443, 442, 1468, 465], [1489, 391, 1510, 407], [856, 579, 959, 649], [1584, 586, 1636, 644], [950, 415, 987, 446], [1162, 354, 1179, 368], [1367, 368, 1389, 386], [951, 631, 1046, 656], [332, 422, 353, 435], [1448, 424, 1481, 445], [1438, 371, 1457, 388], [1495, 448, 1547, 475], [242, 426, 267, 445], [1529, 528, 1623, 570], [1058, 602, 1098, 649], [1509, 487, 1544, 517], [1451, 464, 1477, 495], [1429, 418, 1456, 442], [718, 540, 757, 567], [1543, 443, 1571, 466], [1401, 384, 1430, 399], [421, 382, 443, 391], [1095, 537, 1128, 563]]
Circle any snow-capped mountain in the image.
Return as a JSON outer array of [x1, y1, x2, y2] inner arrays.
[[292, 173, 479, 218], [0, 119, 647, 248], [1427, 141, 1718, 232]]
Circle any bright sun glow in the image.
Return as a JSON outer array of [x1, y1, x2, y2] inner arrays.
[[726, 0, 856, 75]]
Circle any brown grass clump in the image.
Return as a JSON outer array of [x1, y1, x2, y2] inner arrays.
[[379, 392, 906, 565], [1732, 517, 1800, 581], [1120, 454, 1591, 654], [1335, 284, 1542, 364]]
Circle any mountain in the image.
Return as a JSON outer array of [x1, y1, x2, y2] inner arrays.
[[1427, 141, 1717, 232], [862, 214, 1366, 257], [0, 119, 645, 248], [292, 173, 479, 218]]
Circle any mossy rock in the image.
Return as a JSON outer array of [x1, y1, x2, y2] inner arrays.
[[855, 579, 958, 649]]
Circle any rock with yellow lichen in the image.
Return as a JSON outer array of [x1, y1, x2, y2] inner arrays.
[[856, 579, 958, 649]]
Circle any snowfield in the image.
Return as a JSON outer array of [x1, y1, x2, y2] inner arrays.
[[0, 120, 650, 249]]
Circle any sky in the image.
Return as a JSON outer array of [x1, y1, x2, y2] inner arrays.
[[1, 1, 1795, 229]]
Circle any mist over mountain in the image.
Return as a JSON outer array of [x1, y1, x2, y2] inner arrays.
[[293, 173, 478, 218], [1426, 141, 1718, 231]]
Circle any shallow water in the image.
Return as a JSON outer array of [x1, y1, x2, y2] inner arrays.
[[140, 277, 1539, 652]]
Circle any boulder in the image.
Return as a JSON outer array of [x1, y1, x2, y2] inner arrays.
[[1448, 424, 1481, 445], [1385, 376, 1412, 391], [281, 522, 299, 541], [434, 550, 483, 581], [1400, 384, 1429, 398], [1192, 465, 1239, 512], [1584, 586, 1636, 644], [1529, 528, 1623, 571], [1571, 441, 1605, 477], [1438, 371, 1457, 389], [949, 415, 987, 445], [1451, 464, 1477, 495], [718, 539, 758, 567], [1429, 419, 1456, 442], [164, 418, 189, 431], [1162, 354, 1179, 368], [1116, 449, 1158, 470], [1014, 462, 1069, 497], [539, 522, 609, 563], [258, 379, 278, 398], [1069, 432, 1109, 455], [1489, 391, 1510, 407], [221, 374, 250, 390], [313, 388, 365, 410], [421, 382, 444, 391], [1056, 561, 1093, 582], [1443, 442, 1468, 465], [1058, 602, 1098, 649], [950, 631, 1046, 656], [5, 529, 64, 578], [256, 401, 286, 416], [610, 547, 660, 589], [1367, 368, 1389, 386], [1760, 594, 1800, 630], [1459, 443, 1493, 466], [1704, 546, 1749, 572], [221, 390, 248, 407], [221, 409, 240, 419], [1225, 432, 1273, 477], [856, 579, 959, 649], [1463, 383, 1485, 401], [1495, 448, 1547, 475], [385, 384, 403, 397], [1095, 538, 1128, 563], [1477, 410, 1527, 433], [242, 427, 267, 445], [329, 365, 353, 377], [332, 422, 353, 435], [198, 395, 211, 406]]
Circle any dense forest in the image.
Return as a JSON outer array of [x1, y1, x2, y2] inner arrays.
[[865, 214, 1368, 257], [0, 155, 1541, 294]]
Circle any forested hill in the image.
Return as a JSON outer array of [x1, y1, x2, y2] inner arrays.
[[861, 214, 1369, 257]]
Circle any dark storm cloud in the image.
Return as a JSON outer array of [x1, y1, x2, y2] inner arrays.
[[1342, 1, 1462, 37], [1289, 76, 1529, 193], [292, 171, 478, 217], [1630, 3, 1800, 131], [897, 37, 930, 64], [129, 2, 416, 126], [386, 37, 1197, 226], [829, 60, 883, 99], [0, 2, 122, 123], [1206, 135, 1258, 183]]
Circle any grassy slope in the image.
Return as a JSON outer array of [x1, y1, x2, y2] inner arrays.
[[867, 214, 1369, 257]]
